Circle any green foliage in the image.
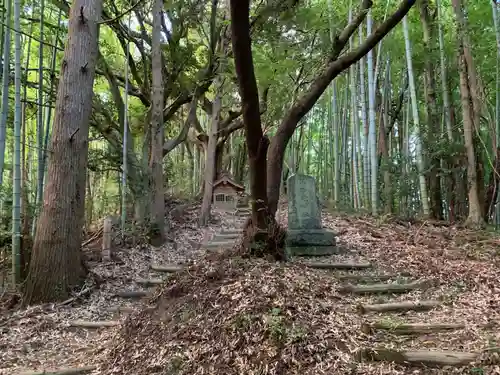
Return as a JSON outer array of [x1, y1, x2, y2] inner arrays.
[[263, 306, 307, 345]]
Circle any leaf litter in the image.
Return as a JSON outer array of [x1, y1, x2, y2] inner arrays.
[[1, 202, 500, 374]]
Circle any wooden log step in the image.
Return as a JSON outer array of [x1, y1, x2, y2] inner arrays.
[[135, 277, 164, 286], [356, 348, 478, 367], [357, 300, 441, 314], [105, 305, 156, 314], [213, 233, 241, 240], [16, 365, 97, 375], [203, 241, 234, 249], [105, 306, 136, 313], [361, 321, 465, 335], [150, 264, 183, 273], [306, 261, 372, 270], [337, 274, 409, 282], [114, 290, 149, 299], [220, 229, 243, 234], [69, 320, 120, 328], [340, 280, 429, 294]]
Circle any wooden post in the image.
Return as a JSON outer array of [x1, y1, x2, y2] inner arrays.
[[102, 216, 113, 261]]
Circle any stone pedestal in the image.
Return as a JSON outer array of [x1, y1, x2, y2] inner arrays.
[[286, 229, 340, 256], [285, 174, 338, 257], [286, 229, 336, 246]]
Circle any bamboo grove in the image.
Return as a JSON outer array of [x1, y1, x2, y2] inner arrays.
[[0, 0, 498, 303]]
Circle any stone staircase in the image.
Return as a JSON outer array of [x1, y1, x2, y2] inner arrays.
[[202, 208, 250, 252]]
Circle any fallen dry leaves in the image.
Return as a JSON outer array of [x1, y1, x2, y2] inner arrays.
[[1, 202, 500, 375]]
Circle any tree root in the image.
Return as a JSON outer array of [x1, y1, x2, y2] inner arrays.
[[238, 216, 287, 261]]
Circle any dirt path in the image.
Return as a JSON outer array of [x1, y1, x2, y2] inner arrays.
[[2, 206, 500, 374]]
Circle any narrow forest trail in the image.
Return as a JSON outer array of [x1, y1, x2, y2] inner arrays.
[[3, 204, 500, 374]]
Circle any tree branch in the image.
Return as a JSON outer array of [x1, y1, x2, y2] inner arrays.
[[278, 0, 416, 137], [162, 97, 198, 156]]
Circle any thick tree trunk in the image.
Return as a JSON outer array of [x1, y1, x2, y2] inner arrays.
[[453, 0, 484, 228], [149, 0, 166, 244], [23, 0, 102, 304], [419, 0, 443, 220], [234, 142, 246, 184], [230, 0, 270, 231], [457, 45, 484, 227], [215, 139, 226, 177], [199, 86, 221, 226]]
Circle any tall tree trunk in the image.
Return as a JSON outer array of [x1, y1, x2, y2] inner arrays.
[[0, 0, 11, 186], [452, 0, 485, 227], [358, 24, 370, 208], [332, 81, 340, 205], [457, 48, 484, 227], [379, 57, 392, 213], [34, 0, 45, 230], [402, 15, 430, 217], [199, 84, 221, 226], [23, 0, 102, 304], [148, 0, 166, 244], [419, 0, 443, 220], [452, 0, 483, 227], [11, 0, 22, 286], [367, 10, 378, 215], [436, 0, 457, 221], [230, 0, 270, 232]]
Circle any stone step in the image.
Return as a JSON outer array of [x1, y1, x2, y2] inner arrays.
[[234, 209, 251, 216], [287, 245, 339, 257]]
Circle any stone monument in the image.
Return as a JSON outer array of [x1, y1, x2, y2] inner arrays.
[[286, 174, 337, 256]]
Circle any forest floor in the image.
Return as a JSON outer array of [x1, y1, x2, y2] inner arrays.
[[1, 200, 500, 374]]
